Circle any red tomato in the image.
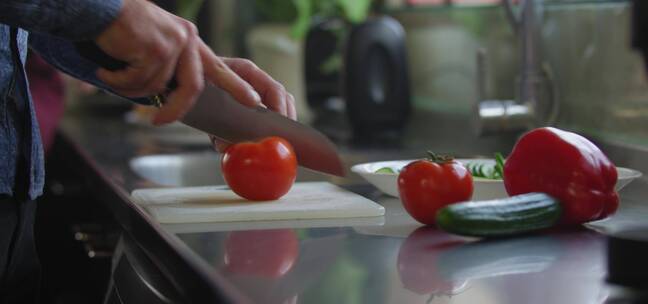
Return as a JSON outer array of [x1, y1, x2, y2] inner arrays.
[[223, 229, 300, 278], [397, 226, 467, 296], [397, 156, 473, 224], [221, 136, 298, 201]]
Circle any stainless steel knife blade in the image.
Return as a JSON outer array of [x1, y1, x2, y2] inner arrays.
[[74, 41, 345, 176], [181, 85, 346, 177]]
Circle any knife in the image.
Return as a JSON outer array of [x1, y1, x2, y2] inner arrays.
[[76, 42, 345, 177]]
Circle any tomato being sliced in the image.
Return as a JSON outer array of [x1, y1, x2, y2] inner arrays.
[[397, 153, 473, 225], [221, 136, 298, 201]]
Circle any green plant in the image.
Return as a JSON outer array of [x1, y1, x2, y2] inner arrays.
[[254, 0, 298, 23], [255, 0, 373, 38], [251, 0, 372, 75], [295, 0, 373, 37], [176, 0, 205, 22]]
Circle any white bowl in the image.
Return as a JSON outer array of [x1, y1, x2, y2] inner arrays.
[[351, 159, 642, 200]]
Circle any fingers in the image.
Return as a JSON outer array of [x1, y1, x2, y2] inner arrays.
[[96, 32, 183, 97], [199, 41, 261, 108], [286, 93, 297, 121], [152, 31, 204, 125], [221, 57, 294, 118], [96, 66, 157, 97], [97, 55, 181, 100], [95, 0, 296, 124], [95, 0, 193, 99]]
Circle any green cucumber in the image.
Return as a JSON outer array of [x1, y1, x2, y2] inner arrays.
[[436, 193, 561, 237], [374, 167, 396, 174]]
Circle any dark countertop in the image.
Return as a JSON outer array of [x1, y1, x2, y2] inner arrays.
[[58, 101, 648, 304]]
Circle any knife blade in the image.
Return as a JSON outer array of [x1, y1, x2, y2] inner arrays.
[[76, 42, 345, 176]]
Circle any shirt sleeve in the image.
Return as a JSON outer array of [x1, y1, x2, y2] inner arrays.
[[29, 32, 151, 105], [0, 0, 122, 41]]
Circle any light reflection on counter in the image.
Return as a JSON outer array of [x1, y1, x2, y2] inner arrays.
[[174, 193, 610, 304]]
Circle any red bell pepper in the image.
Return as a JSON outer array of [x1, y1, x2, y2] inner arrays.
[[503, 127, 618, 225]]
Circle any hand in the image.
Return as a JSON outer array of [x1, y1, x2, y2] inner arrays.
[[95, 0, 205, 125], [96, 0, 296, 126], [218, 56, 296, 120], [207, 55, 297, 152]]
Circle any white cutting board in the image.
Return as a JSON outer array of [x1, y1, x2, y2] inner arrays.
[[131, 182, 385, 224]]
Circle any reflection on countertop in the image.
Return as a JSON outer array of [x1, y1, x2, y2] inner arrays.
[[59, 101, 648, 304]]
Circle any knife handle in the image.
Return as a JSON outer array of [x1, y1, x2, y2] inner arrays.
[[75, 41, 177, 108]]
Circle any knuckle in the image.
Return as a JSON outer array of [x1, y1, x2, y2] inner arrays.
[[152, 44, 173, 61], [187, 78, 205, 93], [172, 27, 189, 46], [177, 78, 204, 99], [175, 20, 198, 42], [184, 21, 198, 36], [211, 58, 227, 70], [239, 59, 256, 71], [240, 59, 254, 67]]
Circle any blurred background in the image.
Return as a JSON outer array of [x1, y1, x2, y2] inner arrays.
[[54, 0, 648, 150]]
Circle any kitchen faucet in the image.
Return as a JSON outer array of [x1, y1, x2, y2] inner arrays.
[[475, 0, 558, 135]]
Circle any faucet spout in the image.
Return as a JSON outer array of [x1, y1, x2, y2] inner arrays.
[[474, 0, 558, 136]]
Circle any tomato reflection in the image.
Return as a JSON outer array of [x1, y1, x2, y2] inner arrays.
[[397, 226, 467, 296], [223, 229, 300, 278]]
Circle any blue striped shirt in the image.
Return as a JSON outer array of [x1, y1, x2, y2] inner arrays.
[[0, 0, 123, 199]]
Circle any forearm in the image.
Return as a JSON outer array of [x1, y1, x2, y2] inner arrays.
[[0, 0, 122, 40], [29, 33, 150, 105]]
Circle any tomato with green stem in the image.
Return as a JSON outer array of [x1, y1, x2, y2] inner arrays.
[[398, 152, 474, 225]]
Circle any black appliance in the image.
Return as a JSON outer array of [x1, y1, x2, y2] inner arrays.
[[605, 228, 648, 303], [344, 16, 411, 144], [304, 18, 345, 112], [304, 16, 411, 145], [633, 0, 648, 72]]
